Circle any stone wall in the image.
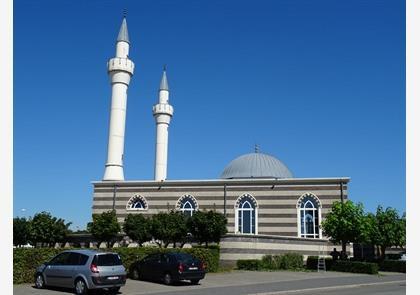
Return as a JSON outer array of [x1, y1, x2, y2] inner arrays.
[[219, 234, 353, 267], [92, 178, 349, 239]]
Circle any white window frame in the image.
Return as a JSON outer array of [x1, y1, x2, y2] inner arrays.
[[296, 193, 322, 239], [176, 194, 199, 216], [234, 194, 258, 235], [126, 194, 149, 211]]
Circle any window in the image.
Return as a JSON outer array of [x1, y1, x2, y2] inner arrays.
[[67, 253, 81, 265], [176, 195, 198, 217], [67, 253, 89, 265], [235, 194, 258, 234], [297, 193, 322, 238], [93, 254, 123, 266], [49, 252, 71, 265], [126, 194, 148, 211]]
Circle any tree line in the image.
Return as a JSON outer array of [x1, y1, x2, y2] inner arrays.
[[321, 201, 406, 260], [14, 201, 405, 259], [13, 210, 228, 248], [13, 212, 72, 247]]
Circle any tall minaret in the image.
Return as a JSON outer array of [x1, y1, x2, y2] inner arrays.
[[153, 67, 174, 181], [103, 17, 135, 181]]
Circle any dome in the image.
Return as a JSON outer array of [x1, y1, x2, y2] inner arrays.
[[220, 152, 293, 179]]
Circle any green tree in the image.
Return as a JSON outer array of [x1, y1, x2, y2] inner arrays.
[[188, 210, 227, 247], [87, 210, 121, 248], [150, 211, 188, 248], [13, 217, 30, 247], [29, 212, 72, 247], [123, 214, 152, 246], [396, 213, 406, 248], [321, 201, 365, 258], [372, 206, 406, 259], [360, 212, 380, 245]]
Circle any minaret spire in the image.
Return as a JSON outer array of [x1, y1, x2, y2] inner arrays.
[[117, 17, 130, 44], [103, 17, 135, 181], [159, 65, 169, 91], [153, 66, 174, 181]]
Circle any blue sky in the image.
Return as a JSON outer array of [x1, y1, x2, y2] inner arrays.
[[14, 0, 405, 229]]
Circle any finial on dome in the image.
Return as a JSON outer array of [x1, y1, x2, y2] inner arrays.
[[255, 144, 260, 153]]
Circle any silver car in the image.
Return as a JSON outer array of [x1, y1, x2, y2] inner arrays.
[[34, 249, 126, 295]]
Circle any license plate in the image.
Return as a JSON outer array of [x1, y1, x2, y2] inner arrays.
[[189, 267, 198, 270], [107, 276, 119, 280]]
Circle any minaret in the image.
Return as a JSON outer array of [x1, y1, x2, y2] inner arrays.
[[103, 17, 135, 181], [153, 66, 174, 181]]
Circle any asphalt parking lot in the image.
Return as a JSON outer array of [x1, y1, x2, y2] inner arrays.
[[13, 271, 406, 295]]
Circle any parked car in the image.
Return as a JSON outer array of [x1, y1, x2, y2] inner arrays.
[[130, 252, 206, 285], [34, 249, 126, 295], [399, 252, 406, 261]]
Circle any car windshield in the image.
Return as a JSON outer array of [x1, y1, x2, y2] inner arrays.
[[94, 254, 122, 266]]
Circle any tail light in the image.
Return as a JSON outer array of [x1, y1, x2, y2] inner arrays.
[[90, 263, 99, 273], [178, 263, 185, 273], [200, 262, 207, 270]]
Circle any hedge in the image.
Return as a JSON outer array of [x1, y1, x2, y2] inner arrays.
[[236, 259, 261, 270], [379, 260, 406, 273], [306, 256, 333, 270], [237, 253, 304, 271], [13, 246, 219, 284], [330, 260, 379, 274]]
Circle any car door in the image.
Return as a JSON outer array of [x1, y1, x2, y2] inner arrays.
[[43, 252, 71, 287], [159, 254, 170, 279], [148, 254, 161, 280], [139, 255, 153, 280], [60, 252, 81, 288]]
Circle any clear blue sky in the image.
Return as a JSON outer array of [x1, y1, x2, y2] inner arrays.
[[14, 0, 405, 229]]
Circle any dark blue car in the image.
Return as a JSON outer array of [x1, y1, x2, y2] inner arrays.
[[130, 252, 206, 285]]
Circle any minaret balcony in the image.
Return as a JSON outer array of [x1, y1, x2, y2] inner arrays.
[[107, 57, 135, 75], [153, 104, 174, 116]]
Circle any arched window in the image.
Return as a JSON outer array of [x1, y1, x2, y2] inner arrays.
[[176, 195, 198, 217], [297, 193, 321, 238], [235, 194, 258, 234], [126, 194, 148, 211]]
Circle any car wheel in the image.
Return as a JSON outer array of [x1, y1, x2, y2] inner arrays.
[[35, 273, 45, 289], [108, 287, 120, 294], [74, 278, 88, 295], [190, 279, 200, 285], [132, 268, 140, 280], [163, 273, 172, 285]]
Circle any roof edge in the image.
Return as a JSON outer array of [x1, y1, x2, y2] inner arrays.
[[92, 177, 351, 187]]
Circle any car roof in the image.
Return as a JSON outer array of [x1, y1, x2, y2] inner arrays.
[[60, 249, 122, 254], [59, 249, 104, 256]]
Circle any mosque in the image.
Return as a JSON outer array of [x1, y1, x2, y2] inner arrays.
[[92, 18, 350, 263]]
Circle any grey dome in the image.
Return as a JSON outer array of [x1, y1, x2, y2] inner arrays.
[[220, 152, 293, 179]]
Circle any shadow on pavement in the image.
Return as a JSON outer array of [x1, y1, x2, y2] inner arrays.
[[30, 285, 123, 294]]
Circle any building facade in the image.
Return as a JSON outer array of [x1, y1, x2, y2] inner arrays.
[[91, 17, 351, 264]]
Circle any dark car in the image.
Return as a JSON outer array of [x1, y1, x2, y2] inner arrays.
[[34, 249, 126, 295], [130, 252, 206, 285]]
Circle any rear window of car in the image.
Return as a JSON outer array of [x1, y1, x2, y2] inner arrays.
[[94, 254, 122, 266], [173, 253, 195, 263]]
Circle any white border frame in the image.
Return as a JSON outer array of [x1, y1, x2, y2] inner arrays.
[[234, 193, 259, 235], [296, 193, 322, 239]]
